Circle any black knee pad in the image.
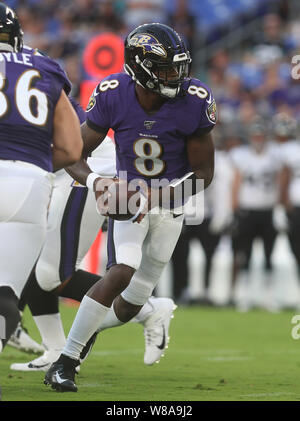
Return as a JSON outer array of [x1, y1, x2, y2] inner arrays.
[[0, 286, 21, 347], [59, 270, 101, 302], [21, 271, 59, 316]]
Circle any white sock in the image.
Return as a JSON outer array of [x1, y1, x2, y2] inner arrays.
[[98, 297, 156, 330], [97, 305, 124, 331], [63, 295, 110, 360], [33, 313, 66, 351], [0, 339, 3, 353], [132, 299, 155, 324]]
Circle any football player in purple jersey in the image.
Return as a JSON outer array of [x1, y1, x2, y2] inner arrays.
[[0, 1, 83, 361], [45, 23, 216, 392], [6, 46, 175, 374]]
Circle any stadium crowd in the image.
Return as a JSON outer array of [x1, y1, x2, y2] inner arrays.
[[7, 0, 300, 312]]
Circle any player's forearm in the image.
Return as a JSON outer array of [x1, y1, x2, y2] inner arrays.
[[52, 147, 81, 171], [65, 158, 93, 186], [154, 169, 214, 209], [186, 132, 215, 192], [172, 165, 214, 197], [194, 167, 214, 189]]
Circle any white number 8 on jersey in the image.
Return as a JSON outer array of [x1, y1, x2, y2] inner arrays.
[[133, 138, 165, 177], [187, 85, 208, 99], [99, 80, 119, 92]]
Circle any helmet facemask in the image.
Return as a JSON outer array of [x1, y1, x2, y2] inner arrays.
[[124, 24, 192, 99], [127, 51, 191, 99]]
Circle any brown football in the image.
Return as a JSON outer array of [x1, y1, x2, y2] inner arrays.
[[98, 179, 141, 221]]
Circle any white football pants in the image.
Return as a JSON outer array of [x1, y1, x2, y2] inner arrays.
[[35, 137, 116, 291], [0, 160, 54, 298], [107, 210, 184, 305]]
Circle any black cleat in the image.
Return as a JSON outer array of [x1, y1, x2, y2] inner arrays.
[[44, 355, 79, 392], [79, 331, 98, 364]]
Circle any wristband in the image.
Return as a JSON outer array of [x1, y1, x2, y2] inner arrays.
[[129, 193, 148, 222], [86, 172, 100, 191]]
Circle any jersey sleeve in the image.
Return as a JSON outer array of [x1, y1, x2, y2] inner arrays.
[[35, 55, 72, 104], [189, 82, 218, 136], [22, 45, 72, 95], [85, 79, 112, 134]]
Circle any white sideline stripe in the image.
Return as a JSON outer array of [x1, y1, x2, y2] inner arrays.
[[92, 349, 142, 356], [92, 348, 241, 357], [80, 382, 109, 388], [240, 392, 297, 398], [174, 348, 297, 357], [92, 349, 253, 362], [175, 349, 243, 355], [91, 348, 293, 360], [205, 356, 252, 362]]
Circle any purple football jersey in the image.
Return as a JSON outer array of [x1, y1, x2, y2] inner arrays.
[[21, 45, 72, 95], [0, 50, 70, 171], [86, 73, 216, 185]]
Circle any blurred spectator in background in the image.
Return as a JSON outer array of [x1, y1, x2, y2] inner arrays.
[[171, 142, 233, 306], [18, 5, 50, 51], [123, 0, 168, 31], [63, 54, 82, 98], [167, 0, 196, 56], [229, 117, 282, 312], [252, 13, 296, 56], [10, 0, 299, 124], [95, 0, 125, 33], [276, 113, 300, 307]]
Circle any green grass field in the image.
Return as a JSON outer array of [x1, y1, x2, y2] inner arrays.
[[1, 303, 300, 401]]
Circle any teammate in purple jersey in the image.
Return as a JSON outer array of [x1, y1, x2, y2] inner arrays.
[[0, 1, 82, 372], [21, 44, 72, 97], [45, 23, 216, 392], [5, 43, 84, 356], [0, 44, 76, 172]]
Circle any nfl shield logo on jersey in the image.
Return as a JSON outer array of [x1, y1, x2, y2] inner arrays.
[[144, 120, 156, 130]]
